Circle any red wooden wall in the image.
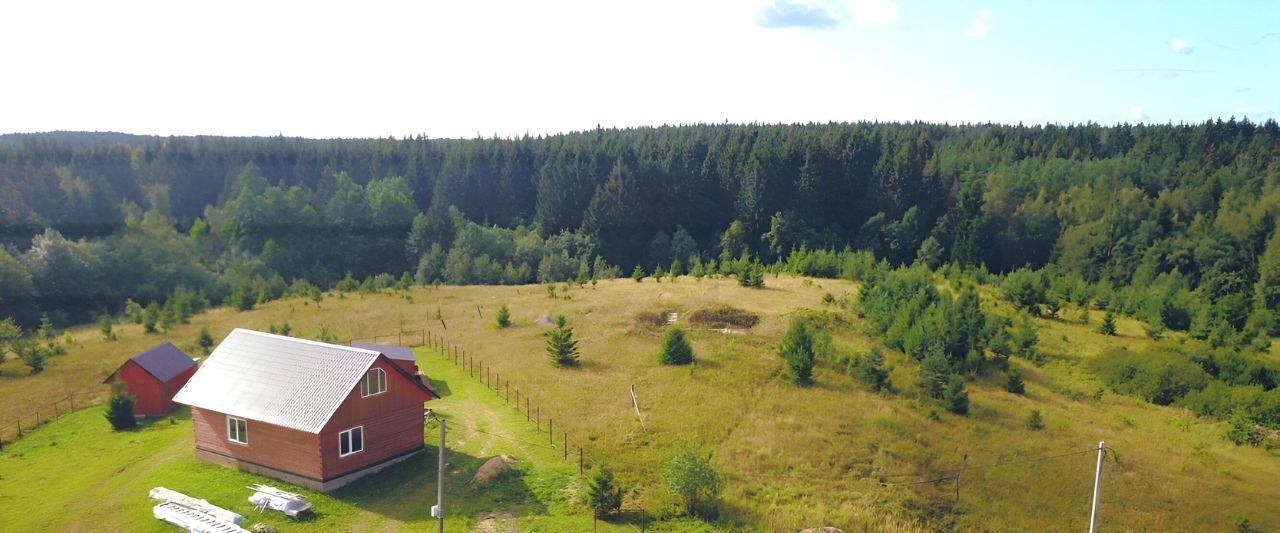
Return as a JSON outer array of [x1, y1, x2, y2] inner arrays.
[[106, 361, 194, 416], [319, 358, 429, 479]]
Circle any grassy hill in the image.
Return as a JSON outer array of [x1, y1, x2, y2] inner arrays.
[[1, 275, 1278, 531]]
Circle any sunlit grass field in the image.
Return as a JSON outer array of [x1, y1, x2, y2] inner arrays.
[[1, 275, 1277, 530]]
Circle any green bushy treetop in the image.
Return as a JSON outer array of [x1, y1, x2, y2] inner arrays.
[[659, 326, 695, 365]]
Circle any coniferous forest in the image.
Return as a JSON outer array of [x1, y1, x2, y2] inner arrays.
[[2, 120, 1279, 351]]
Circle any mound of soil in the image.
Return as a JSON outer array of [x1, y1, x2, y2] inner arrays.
[[633, 309, 673, 328], [687, 305, 759, 329], [471, 455, 519, 485]]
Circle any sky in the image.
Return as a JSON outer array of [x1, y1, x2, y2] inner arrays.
[[1, 0, 1277, 139]]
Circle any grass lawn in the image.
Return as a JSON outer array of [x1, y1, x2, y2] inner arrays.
[[0, 347, 639, 532], [1, 275, 1278, 530]]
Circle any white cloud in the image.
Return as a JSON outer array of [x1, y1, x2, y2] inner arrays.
[[1130, 105, 1149, 121], [849, 0, 900, 29], [965, 8, 991, 38], [1171, 38, 1194, 54], [1237, 106, 1273, 118]]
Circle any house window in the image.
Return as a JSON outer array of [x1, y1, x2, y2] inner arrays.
[[339, 426, 364, 457], [361, 368, 387, 397], [227, 416, 248, 445]]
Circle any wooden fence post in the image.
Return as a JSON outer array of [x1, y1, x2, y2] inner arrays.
[[506, 381, 510, 403], [549, 418, 553, 445], [536, 406, 540, 430], [564, 433, 568, 459], [579, 447, 584, 475], [526, 398, 530, 422]]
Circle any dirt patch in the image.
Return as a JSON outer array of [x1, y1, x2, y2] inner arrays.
[[687, 305, 759, 329], [471, 455, 519, 485], [474, 511, 516, 533], [533, 315, 554, 327], [633, 309, 673, 328]]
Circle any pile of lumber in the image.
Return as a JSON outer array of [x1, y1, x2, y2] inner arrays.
[[150, 487, 246, 533], [247, 484, 312, 518]]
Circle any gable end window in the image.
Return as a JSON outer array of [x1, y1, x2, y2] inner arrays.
[[361, 368, 387, 397], [227, 416, 248, 445], [339, 426, 364, 457]]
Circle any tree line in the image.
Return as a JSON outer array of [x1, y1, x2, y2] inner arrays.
[[1, 119, 1278, 335]]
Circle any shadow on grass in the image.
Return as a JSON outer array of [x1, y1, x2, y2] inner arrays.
[[429, 377, 454, 398], [334, 443, 547, 523]]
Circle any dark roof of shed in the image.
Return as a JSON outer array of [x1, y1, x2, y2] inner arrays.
[[128, 341, 196, 383], [350, 342, 416, 362]]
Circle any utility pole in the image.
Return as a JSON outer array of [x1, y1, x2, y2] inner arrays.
[[1090, 441, 1105, 533], [434, 419, 446, 533]]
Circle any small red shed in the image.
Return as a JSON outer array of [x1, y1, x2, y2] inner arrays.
[[102, 341, 198, 417], [174, 329, 437, 491], [351, 342, 419, 376]]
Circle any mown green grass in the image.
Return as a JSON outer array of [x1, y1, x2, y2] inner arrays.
[[1, 275, 1278, 531], [0, 349, 638, 532]]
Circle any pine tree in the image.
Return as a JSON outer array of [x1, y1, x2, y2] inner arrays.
[[1004, 365, 1025, 394], [1098, 310, 1117, 336], [1013, 315, 1041, 363], [105, 383, 137, 430], [1025, 409, 1044, 430], [546, 315, 580, 367], [197, 327, 214, 354], [12, 337, 47, 374], [98, 313, 116, 341], [917, 351, 951, 398], [659, 326, 695, 365], [631, 265, 645, 282], [943, 376, 970, 415], [853, 347, 889, 391], [585, 465, 623, 517], [779, 319, 815, 385], [496, 305, 512, 328]]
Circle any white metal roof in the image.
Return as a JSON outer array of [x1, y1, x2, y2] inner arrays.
[[172, 328, 382, 434]]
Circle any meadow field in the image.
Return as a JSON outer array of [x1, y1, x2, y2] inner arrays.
[[1, 275, 1277, 531]]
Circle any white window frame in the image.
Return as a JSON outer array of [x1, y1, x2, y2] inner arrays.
[[360, 368, 387, 397], [227, 416, 248, 445], [339, 426, 364, 457]]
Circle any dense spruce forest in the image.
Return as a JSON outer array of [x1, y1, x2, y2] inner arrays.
[[2, 121, 1280, 345]]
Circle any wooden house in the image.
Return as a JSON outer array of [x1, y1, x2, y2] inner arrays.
[[173, 329, 436, 492], [102, 341, 197, 417]]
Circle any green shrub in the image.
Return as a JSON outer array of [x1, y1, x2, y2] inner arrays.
[[662, 449, 720, 519], [943, 377, 970, 415], [105, 384, 136, 430], [852, 347, 889, 392], [779, 319, 815, 386], [197, 327, 214, 354], [1004, 366, 1026, 394], [585, 466, 623, 517], [1098, 311, 1117, 336], [1092, 348, 1209, 405], [496, 305, 512, 328], [1026, 409, 1044, 430], [659, 327, 695, 365]]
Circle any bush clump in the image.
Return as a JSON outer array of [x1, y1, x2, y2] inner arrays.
[[1092, 348, 1209, 405]]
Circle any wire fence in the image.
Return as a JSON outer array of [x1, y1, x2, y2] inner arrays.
[[420, 329, 597, 476], [0, 390, 107, 450]]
